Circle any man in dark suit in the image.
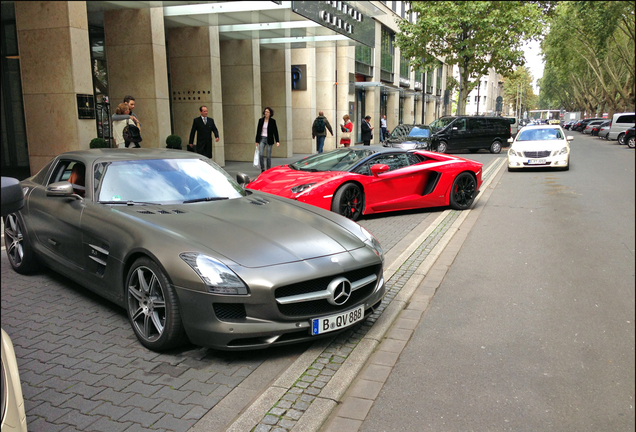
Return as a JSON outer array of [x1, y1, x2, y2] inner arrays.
[[361, 115, 374, 146], [188, 106, 219, 158]]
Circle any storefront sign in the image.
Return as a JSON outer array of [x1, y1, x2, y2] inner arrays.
[[292, 1, 375, 47], [77, 94, 95, 119]]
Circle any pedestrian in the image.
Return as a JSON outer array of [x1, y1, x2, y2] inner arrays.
[[112, 103, 140, 148], [361, 115, 373, 146], [381, 114, 389, 141], [311, 111, 334, 153], [112, 95, 142, 148], [254, 107, 280, 173], [188, 106, 220, 159], [340, 114, 353, 147]]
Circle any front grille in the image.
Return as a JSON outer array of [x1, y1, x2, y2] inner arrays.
[[275, 264, 382, 317], [523, 150, 551, 158], [213, 303, 246, 322]]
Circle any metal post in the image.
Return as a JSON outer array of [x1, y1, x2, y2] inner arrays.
[[476, 80, 481, 115]]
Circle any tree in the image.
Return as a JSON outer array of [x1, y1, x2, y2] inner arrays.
[[395, 1, 555, 115], [503, 66, 537, 118], [540, 1, 635, 118]]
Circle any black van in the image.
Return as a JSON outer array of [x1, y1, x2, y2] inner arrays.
[[429, 116, 511, 153]]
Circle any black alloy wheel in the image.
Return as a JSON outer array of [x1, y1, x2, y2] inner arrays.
[[449, 173, 477, 210], [332, 183, 364, 221], [3, 213, 41, 274], [126, 257, 185, 351]]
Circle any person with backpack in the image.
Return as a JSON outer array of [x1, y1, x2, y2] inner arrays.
[[312, 111, 334, 153]]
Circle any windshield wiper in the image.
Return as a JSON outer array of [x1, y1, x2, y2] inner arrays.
[[182, 197, 229, 204], [99, 200, 162, 206]]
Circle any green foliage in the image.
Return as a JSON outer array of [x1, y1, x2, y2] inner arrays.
[[165, 134, 182, 149], [503, 66, 538, 115], [395, 1, 555, 115], [540, 1, 635, 117], [89, 138, 109, 149]]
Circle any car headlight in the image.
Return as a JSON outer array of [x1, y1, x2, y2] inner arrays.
[[291, 183, 316, 194], [360, 226, 384, 262], [416, 143, 428, 149], [557, 146, 568, 155], [509, 148, 519, 157], [180, 253, 249, 295]]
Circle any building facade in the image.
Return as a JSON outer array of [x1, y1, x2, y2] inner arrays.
[[1, 1, 449, 177]]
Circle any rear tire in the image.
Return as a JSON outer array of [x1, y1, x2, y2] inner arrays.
[[331, 183, 364, 221], [490, 140, 502, 154], [436, 141, 448, 153], [3, 213, 41, 274], [126, 257, 185, 351], [449, 173, 477, 210], [617, 133, 626, 145], [628, 136, 635, 148]]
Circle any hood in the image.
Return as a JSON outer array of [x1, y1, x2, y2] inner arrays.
[[114, 194, 363, 268], [511, 140, 569, 152], [247, 166, 344, 197]]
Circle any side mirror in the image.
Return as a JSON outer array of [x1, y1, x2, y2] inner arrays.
[[370, 164, 390, 177], [567, 136, 574, 141], [507, 137, 514, 143], [236, 173, 251, 186], [1, 177, 24, 217], [46, 181, 78, 198]]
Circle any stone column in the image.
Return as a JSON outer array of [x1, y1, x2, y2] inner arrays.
[[261, 48, 292, 158], [316, 46, 336, 153], [167, 26, 225, 165], [104, 7, 170, 149], [220, 39, 261, 161], [15, 1, 95, 175], [336, 46, 355, 147], [291, 47, 316, 154]]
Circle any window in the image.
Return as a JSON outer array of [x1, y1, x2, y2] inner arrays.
[[400, 54, 409, 80], [468, 118, 487, 131], [372, 153, 410, 171], [355, 45, 373, 76], [466, 96, 471, 103], [381, 27, 394, 81], [617, 115, 635, 124]]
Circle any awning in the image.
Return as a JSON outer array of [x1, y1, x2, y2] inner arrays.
[[354, 82, 403, 93]]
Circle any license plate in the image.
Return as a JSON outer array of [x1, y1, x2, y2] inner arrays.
[[311, 305, 364, 335], [528, 159, 546, 165]]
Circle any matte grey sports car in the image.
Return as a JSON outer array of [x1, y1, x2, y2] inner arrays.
[[3, 149, 385, 351]]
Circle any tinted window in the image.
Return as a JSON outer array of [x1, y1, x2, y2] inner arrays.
[[468, 118, 487, 130], [454, 118, 467, 131], [407, 127, 430, 138], [617, 115, 635, 124]]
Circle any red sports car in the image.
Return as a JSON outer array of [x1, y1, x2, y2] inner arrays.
[[242, 146, 483, 221]]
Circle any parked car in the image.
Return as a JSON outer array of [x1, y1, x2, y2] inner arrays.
[[624, 127, 635, 148], [507, 125, 572, 171], [3, 149, 386, 351], [382, 124, 431, 150], [429, 115, 511, 153], [507, 117, 519, 136], [583, 120, 606, 135], [591, 120, 610, 136], [574, 118, 605, 132], [243, 146, 483, 221], [598, 122, 611, 140], [563, 120, 574, 130], [1, 177, 28, 432], [608, 112, 635, 144]]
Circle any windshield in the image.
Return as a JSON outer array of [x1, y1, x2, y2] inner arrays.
[[408, 126, 430, 138], [289, 148, 376, 172], [97, 158, 245, 204], [429, 117, 455, 131], [516, 128, 564, 141]]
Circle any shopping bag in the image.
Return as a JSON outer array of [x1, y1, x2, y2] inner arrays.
[[253, 147, 260, 167]]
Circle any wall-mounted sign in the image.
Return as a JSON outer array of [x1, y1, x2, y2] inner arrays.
[[291, 65, 307, 90], [349, 73, 355, 95], [292, 1, 375, 47], [77, 94, 95, 119]]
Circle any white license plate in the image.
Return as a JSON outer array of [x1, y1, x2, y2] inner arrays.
[[311, 305, 364, 335], [528, 159, 546, 165]]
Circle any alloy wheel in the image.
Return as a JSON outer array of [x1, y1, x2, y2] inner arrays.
[[128, 266, 167, 342], [4, 214, 24, 267]]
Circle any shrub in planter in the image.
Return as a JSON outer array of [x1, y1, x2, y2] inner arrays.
[[90, 138, 110, 149], [166, 134, 182, 149]]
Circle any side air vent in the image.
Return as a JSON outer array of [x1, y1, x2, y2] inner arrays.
[[88, 243, 109, 277], [248, 197, 270, 205], [137, 210, 155, 214]]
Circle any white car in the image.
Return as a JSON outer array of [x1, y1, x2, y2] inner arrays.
[[507, 125, 572, 171]]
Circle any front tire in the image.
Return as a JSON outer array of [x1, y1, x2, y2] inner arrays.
[[490, 140, 502, 154], [126, 257, 185, 351], [437, 141, 448, 153], [331, 183, 364, 221], [4, 213, 41, 274], [449, 173, 477, 210], [617, 133, 626, 145], [628, 136, 635, 148]]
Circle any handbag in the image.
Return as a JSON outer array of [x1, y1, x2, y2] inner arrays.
[[341, 131, 351, 139], [123, 119, 143, 143], [253, 147, 260, 168]]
